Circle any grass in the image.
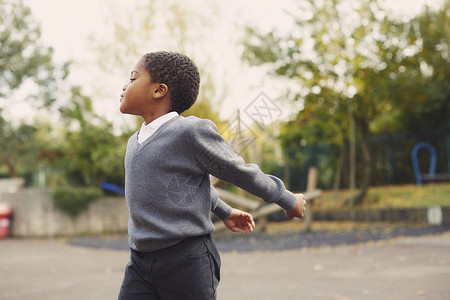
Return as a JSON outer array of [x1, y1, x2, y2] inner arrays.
[[314, 183, 450, 211], [260, 183, 450, 234], [263, 220, 430, 235]]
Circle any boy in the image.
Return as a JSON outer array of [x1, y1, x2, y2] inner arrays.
[[118, 51, 306, 299]]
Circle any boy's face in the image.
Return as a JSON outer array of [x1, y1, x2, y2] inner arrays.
[[120, 57, 155, 117]]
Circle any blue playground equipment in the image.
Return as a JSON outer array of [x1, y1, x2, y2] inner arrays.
[[101, 181, 125, 195], [411, 142, 437, 185]]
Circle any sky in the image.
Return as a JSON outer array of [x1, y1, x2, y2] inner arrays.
[[10, 0, 441, 129]]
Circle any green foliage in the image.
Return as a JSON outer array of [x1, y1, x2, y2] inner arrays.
[[242, 0, 450, 201], [182, 98, 227, 131], [52, 186, 103, 218], [0, 114, 41, 177], [0, 86, 128, 188], [391, 4, 450, 131], [0, 0, 68, 177], [93, 0, 225, 126], [0, 0, 67, 106], [57, 86, 127, 187]]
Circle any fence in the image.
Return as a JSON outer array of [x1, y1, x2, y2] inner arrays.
[[282, 122, 450, 190]]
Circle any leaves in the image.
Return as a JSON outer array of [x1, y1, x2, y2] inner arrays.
[[56, 87, 127, 187], [242, 0, 450, 196], [0, 0, 62, 106], [52, 186, 103, 218]]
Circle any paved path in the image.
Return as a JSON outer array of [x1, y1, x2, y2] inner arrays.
[[1, 230, 450, 299]]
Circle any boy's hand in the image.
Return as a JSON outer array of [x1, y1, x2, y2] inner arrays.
[[222, 208, 255, 234], [285, 193, 306, 219]]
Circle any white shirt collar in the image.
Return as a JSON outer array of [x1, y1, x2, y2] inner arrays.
[[138, 111, 179, 144]]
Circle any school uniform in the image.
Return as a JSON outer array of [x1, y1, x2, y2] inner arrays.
[[119, 112, 296, 299]]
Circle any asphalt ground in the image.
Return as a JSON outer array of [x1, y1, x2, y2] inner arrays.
[[1, 223, 450, 300]]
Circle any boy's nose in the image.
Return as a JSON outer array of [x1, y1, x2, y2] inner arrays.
[[122, 84, 127, 91]]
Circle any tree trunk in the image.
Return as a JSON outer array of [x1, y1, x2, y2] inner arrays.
[[354, 133, 372, 205], [6, 157, 19, 178], [332, 141, 345, 192]]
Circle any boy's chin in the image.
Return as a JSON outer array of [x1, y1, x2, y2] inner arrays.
[[119, 106, 139, 117], [119, 103, 130, 114]]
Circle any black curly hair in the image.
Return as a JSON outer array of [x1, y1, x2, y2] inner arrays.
[[142, 51, 200, 114]]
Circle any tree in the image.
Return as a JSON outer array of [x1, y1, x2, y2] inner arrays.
[[58, 86, 127, 187], [389, 4, 450, 131], [0, 0, 68, 108], [93, 0, 226, 129], [0, 115, 35, 177], [0, 0, 68, 176], [243, 0, 449, 204]]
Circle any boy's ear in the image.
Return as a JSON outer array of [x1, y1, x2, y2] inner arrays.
[[153, 83, 169, 99]]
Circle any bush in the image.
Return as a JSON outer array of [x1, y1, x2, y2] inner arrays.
[[52, 186, 103, 217]]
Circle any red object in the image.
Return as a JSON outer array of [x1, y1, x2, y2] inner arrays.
[[0, 203, 12, 238]]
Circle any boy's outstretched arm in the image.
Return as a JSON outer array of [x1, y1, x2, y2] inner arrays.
[[285, 193, 306, 219], [222, 208, 255, 234], [193, 120, 300, 214]]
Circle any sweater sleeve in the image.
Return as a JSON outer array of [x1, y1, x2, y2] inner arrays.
[[210, 185, 232, 220], [191, 119, 297, 211]]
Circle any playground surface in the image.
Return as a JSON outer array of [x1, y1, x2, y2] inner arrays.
[[1, 225, 450, 300]]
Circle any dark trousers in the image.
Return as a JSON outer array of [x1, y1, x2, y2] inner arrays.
[[118, 234, 221, 300]]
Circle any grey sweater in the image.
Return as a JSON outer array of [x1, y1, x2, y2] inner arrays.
[[124, 115, 297, 251]]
